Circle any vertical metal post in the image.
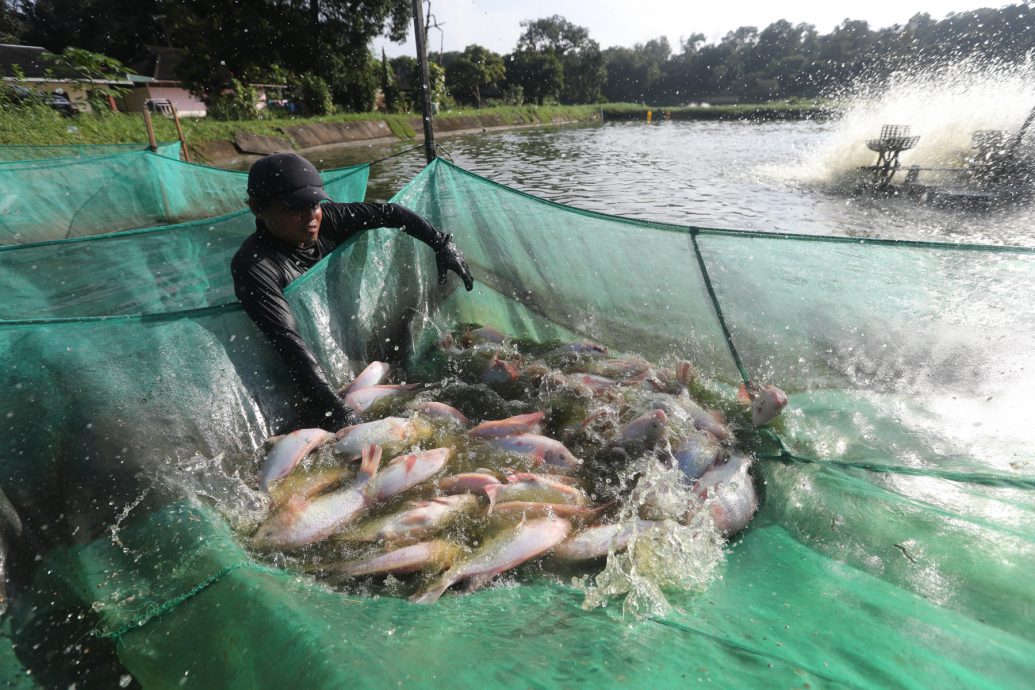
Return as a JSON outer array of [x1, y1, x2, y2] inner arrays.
[[412, 0, 436, 163], [170, 102, 191, 162], [142, 107, 158, 152]]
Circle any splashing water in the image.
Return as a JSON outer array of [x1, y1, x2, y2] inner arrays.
[[573, 457, 727, 619], [783, 56, 1035, 189]]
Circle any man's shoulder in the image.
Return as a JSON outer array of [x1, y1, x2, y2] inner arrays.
[[231, 233, 281, 282]]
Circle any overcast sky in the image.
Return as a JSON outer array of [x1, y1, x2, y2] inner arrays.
[[372, 1, 1020, 58]]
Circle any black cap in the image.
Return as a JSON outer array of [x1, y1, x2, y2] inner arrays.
[[247, 152, 330, 208]]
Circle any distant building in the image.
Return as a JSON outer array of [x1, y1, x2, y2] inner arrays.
[[0, 43, 133, 113], [125, 46, 207, 117]]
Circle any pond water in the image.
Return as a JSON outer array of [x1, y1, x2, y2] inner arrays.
[[310, 118, 1035, 248]]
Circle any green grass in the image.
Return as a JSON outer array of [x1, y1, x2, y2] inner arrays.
[[0, 100, 833, 151]]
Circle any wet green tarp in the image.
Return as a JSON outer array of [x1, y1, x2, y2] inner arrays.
[[1, 158, 1032, 688]]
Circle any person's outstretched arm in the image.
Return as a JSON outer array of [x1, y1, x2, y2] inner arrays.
[[321, 202, 474, 290]]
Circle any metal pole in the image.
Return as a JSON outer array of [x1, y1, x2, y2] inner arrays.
[[412, 0, 436, 163]]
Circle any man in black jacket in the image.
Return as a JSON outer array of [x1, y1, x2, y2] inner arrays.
[[231, 152, 473, 431]]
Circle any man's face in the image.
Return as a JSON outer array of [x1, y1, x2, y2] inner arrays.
[[257, 199, 324, 247]]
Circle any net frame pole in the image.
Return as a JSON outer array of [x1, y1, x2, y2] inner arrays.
[[170, 102, 191, 163], [142, 108, 158, 152], [412, 0, 437, 164]]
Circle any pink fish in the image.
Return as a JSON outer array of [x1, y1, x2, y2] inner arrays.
[[670, 431, 723, 481], [413, 516, 572, 604], [565, 373, 618, 395], [268, 466, 350, 511], [326, 540, 463, 580], [689, 451, 758, 537], [468, 411, 545, 439], [438, 472, 501, 494], [462, 325, 507, 346], [482, 353, 520, 385], [338, 361, 390, 396], [368, 447, 451, 501], [259, 428, 334, 491], [346, 494, 480, 544], [488, 434, 581, 470], [551, 520, 662, 562], [410, 401, 470, 424], [739, 383, 789, 427], [483, 473, 589, 508], [620, 409, 669, 447], [488, 501, 610, 525], [251, 445, 382, 551], [343, 384, 420, 413]]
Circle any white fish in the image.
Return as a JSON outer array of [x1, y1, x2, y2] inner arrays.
[[488, 434, 581, 470], [339, 361, 390, 396], [414, 517, 572, 604], [259, 428, 334, 491], [368, 447, 451, 501], [343, 384, 420, 413], [251, 445, 382, 551], [334, 417, 424, 458], [325, 540, 463, 580], [346, 494, 479, 544]]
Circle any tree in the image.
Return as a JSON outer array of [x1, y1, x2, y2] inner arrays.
[[446, 44, 505, 108], [162, 0, 411, 112], [23, 0, 163, 63], [505, 50, 563, 105], [515, 15, 604, 104]]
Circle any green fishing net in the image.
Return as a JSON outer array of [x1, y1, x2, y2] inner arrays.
[[0, 158, 1031, 689]]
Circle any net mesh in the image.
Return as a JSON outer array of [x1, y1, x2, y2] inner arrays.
[[0, 158, 1032, 689], [0, 141, 182, 161], [0, 148, 251, 244]]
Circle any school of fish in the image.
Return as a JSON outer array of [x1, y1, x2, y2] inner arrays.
[[247, 325, 788, 604]]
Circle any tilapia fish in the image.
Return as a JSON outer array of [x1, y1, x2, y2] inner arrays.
[[414, 516, 572, 604], [252, 445, 382, 551], [324, 540, 463, 581], [345, 494, 479, 544], [260, 428, 334, 491]]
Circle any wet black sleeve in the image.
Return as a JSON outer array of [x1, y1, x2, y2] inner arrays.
[[320, 202, 447, 248], [231, 255, 355, 431]]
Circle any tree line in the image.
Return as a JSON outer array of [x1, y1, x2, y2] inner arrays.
[[1, 1, 1033, 117]]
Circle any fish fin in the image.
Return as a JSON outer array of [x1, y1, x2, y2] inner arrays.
[[531, 446, 546, 467], [506, 472, 534, 484], [676, 361, 695, 386], [464, 573, 495, 594], [484, 484, 500, 512], [360, 445, 382, 480], [412, 575, 453, 604], [737, 383, 753, 405], [404, 453, 419, 473]]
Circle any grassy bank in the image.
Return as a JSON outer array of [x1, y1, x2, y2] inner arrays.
[[0, 103, 605, 147], [600, 99, 835, 121], [0, 101, 835, 148]]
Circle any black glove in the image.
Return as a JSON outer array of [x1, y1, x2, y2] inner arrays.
[[433, 233, 474, 291]]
